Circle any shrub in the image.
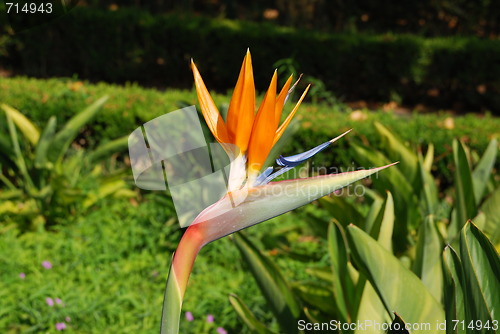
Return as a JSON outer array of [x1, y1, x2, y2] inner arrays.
[[1, 7, 499, 112], [0, 98, 132, 229]]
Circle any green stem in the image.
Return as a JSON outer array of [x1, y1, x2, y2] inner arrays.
[[160, 225, 205, 334]]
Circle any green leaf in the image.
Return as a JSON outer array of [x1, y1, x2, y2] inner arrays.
[[374, 122, 418, 184], [350, 143, 417, 251], [328, 221, 353, 323], [87, 136, 129, 163], [442, 246, 466, 334], [472, 139, 497, 205], [304, 267, 333, 283], [233, 232, 301, 334], [291, 281, 337, 315], [473, 187, 500, 248], [374, 191, 395, 251], [347, 225, 445, 334], [1, 103, 40, 145], [5, 112, 34, 189], [450, 140, 477, 239], [229, 294, 275, 334], [459, 222, 500, 331], [83, 179, 129, 209], [423, 143, 434, 172], [34, 116, 57, 169], [320, 196, 365, 228], [0, 132, 14, 165], [418, 152, 439, 216], [355, 192, 394, 334], [363, 194, 384, 235], [412, 217, 444, 301], [47, 96, 108, 164]]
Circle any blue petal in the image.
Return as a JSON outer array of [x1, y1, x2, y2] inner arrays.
[[254, 167, 274, 186], [257, 166, 294, 185], [277, 141, 332, 167], [254, 130, 352, 186], [255, 140, 332, 186]]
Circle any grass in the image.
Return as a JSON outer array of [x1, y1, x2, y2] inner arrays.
[[0, 195, 279, 333], [0, 188, 336, 333]]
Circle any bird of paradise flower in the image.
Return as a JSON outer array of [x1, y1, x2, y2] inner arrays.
[[149, 50, 396, 333]]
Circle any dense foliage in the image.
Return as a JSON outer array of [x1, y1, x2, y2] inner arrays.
[[1, 78, 498, 333]]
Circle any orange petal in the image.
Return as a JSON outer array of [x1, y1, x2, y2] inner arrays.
[[273, 84, 310, 146], [226, 50, 256, 153], [191, 60, 230, 145], [274, 75, 293, 128], [247, 71, 278, 173]]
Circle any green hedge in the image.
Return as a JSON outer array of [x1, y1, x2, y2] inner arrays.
[[1, 7, 499, 112], [1, 77, 498, 183]]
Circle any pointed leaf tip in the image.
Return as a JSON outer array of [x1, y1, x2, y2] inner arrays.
[[329, 129, 352, 143]]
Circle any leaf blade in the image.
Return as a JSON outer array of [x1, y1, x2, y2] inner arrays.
[[347, 225, 446, 334]]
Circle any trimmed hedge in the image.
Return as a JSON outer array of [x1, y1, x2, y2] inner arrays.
[[1, 7, 499, 112], [1, 77, 498, 183]]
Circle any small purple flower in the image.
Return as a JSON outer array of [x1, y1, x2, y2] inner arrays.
[[65, 316, 71, 322], [55, 322, 66, 331], [217, 327, 227, 334], [55, 298, 63, 305], [206, 314, 214, 323], [185, 311, 194, 322], [19, 272, 26, 279], [42, 261, 52, 269], [46, 297, 54, 307]]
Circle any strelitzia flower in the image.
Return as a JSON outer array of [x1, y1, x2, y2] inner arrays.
[[160, 50, 395, 333]]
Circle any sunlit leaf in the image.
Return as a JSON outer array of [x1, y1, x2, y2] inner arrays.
[[418, 152, 439, 217], [413, 217, 444, 301], [1, 103, 40, 145], [374, 122, 418, 184], [442, 246, 466, 334], [34, 116, 57, 169], [355, 192, 394, 334], [450, 140, 477, 239], [47, 96, 108, 163], [347, 225, 445, 334], [473, 187, 500, 248], [459, 222, 500, 328], [472, 139, 497, 205]]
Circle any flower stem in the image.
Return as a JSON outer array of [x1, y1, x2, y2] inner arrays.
[[160, 225, 204, 334]]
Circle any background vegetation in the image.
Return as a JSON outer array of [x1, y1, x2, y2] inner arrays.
[[1, 5, 499, 112]]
